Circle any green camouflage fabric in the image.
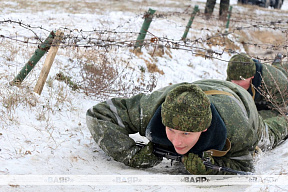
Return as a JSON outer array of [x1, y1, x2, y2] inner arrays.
[[226, 54, 288, 112], [128, 142, 162, 168], [272, 61, 288, 79], [204, 0, 230, 19], [226, 53, 256, 80], [161, 84, 212, 132], [86, 79, 288, 174], [183, 153, 214, 175], [258, 63, 288, 109]]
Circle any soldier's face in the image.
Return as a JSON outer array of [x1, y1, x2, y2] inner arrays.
[[165, 127, 207, 155], [231, 76, 254, 90]]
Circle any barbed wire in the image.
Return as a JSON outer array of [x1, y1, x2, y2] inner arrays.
[[1, 14, 288, 64]]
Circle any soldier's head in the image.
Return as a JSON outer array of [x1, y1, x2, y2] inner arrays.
[[161, 84, 211, 154], [227, 53, 256, 90]]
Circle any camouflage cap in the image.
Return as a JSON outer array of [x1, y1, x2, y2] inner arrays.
[[161, 84, 212, 132], [227, 53, 256, 80]]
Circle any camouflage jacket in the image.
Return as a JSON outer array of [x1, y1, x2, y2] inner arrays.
[[248, 60, 288, 110], [272, 61, 288, 77], [86, 79, 263, 174]]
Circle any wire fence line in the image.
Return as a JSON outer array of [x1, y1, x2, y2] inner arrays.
[[1, 13, 288, 64]]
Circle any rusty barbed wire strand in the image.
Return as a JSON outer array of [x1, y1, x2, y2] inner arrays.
[[1, 16, 288, 64]]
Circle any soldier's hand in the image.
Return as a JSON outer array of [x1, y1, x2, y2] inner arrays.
[[183, 153, 213, 175], [128, 142, 163, 168]]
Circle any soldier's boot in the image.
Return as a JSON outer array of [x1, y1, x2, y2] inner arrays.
[[219, 0, 229, 21], [204, 0, 216, 20], [205, 13, 212, 20], [219, 12, 227, 21]]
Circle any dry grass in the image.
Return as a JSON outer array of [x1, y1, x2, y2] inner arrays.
[[206, 35, 241, 51], [79, 51, 121, 97], [145, 61, 164, 74], [0, 85, 37, 123], [236, 30, 286, 59], [67, 47, 159, 100]]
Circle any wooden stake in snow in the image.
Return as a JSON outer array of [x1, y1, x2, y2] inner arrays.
[[34, 30, 64, 95]]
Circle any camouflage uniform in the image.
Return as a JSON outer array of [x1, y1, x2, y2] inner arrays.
[[204, 0, 230, 20], [227, 57, 288, 118], [272, 56, 288, 78], [86, 79, 288, 174], [254, 60, 288, 109]]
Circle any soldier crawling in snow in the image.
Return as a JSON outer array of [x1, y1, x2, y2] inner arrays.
[[86, 79, 288, 174], [226, 53, 288, 120]]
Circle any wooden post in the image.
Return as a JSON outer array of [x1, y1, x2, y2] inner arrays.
[[34, 30, 64, 95]]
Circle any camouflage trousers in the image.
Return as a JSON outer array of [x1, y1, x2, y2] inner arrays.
[[258, 110, 288, 150], [204, 0, 230, 20]]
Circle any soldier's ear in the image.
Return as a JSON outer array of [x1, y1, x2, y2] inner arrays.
[[202, 129, 208, 132]]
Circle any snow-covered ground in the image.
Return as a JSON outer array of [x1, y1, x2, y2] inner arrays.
[[1, 0, 288, 191]]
